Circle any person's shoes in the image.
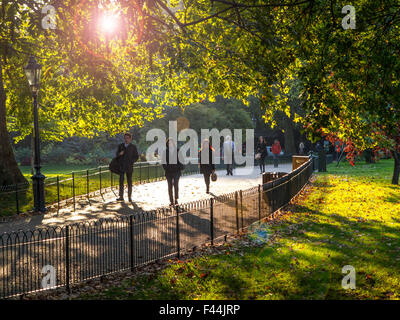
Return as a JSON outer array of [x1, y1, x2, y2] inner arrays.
[[116, 197, 124, 201], [169, 202, 174, 206]]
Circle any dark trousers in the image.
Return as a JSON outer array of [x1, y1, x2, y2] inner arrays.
[[119, 171, 133, 199], [259, 157, 266, 172], [273, 154, 279, 168], [203, 173, 211, 191], [226, 164, 233, 175], [166, 172, 180, 203]]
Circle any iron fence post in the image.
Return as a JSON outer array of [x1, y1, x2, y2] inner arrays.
[[129, 215, 134, 271], [99, 167, 102, 194], [86, 169, 89, 198], [57, 176, 60, 214], [176, 206, 180, 259], [139, 162, 142, 184], [210, 198, 214, 246], [72, 172, 75, 212], [65, 225, 70, 294], [235, 191, 239, 234], [258, 184, 261, 223], [240, 190, 243, 230]]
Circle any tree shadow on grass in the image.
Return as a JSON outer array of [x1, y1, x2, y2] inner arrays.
[[123, 201, 400, 300], [384, 192, 400, 204]]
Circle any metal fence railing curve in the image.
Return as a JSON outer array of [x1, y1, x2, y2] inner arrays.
[[0, 159, 313, 299]]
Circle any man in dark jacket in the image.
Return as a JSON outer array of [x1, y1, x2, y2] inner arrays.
[[116, 133, 139, 202], [162, 138, 184, 206], [199, 139, 216, 194]]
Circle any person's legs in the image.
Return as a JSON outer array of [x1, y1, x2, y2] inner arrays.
[[203, 173, 210, 193], [173, 172, 180, 203], [259, 157, 265, 173], [166, 173, 174, 204], [273, 154, 278, 168], [118, 173, 125, 199], [127, 171, 133, 200]]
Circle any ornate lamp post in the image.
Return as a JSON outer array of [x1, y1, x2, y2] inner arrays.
[[24, 56, 46, 212]]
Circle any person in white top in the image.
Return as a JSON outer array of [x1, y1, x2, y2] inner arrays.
[[223, 135, 235, 175]]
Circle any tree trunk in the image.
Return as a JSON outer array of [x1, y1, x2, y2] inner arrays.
[[282, 115, 296, 155], [0, 61, 27, 186], [392, 150, 400, 185]]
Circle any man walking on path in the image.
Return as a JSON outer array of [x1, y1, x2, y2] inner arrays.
[[256, 136, 268, 173], [162, 138, 184, 206], [223, 135, 235, 175], [272, 139, 282, 168], [199, 139, 216, 194], [116, 133, 139, 202]]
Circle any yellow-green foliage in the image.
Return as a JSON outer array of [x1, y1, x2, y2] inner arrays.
[[80, 159, 400, 300]]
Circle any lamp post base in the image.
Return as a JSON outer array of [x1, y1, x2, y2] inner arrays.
[[32, 173, 46, 213]]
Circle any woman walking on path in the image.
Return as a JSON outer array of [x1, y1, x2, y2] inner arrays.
[[162, 138, 184, 206], [199, 139, 216, 194], [272, 139, 282, 168], [256, 136, 268, 174]]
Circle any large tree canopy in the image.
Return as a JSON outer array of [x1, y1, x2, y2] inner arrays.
[[1, 0, 399, 184]]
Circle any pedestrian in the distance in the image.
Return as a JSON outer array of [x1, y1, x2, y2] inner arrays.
[[299, 141, 305, 155], [223, 135, 235, 176], [116, 133, 139, 202], [256, 136, 268, 173], [162, 138, 184, 206], [271, 139, 282, 168], [199, 139, 215, 194]]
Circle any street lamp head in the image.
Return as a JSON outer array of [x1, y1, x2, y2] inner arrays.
[[24, 56, 42, 94]]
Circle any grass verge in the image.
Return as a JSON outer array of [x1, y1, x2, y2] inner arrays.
[[24, 159, 400, 300]]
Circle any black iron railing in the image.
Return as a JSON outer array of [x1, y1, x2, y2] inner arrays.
[[0, 161, 205, 217], [0, 159, 313, 299]]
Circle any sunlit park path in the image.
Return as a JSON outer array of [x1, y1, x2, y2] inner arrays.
[[0, 163, 292, 234]]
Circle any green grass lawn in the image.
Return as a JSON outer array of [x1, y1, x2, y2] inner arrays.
[[20, 164, 100, 179], [78, 159, 400, 300]]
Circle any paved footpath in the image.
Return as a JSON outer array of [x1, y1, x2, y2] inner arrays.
[[0, 163, 292, 234]]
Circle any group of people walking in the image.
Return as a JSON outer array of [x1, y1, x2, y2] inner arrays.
[[161, 138, 216, 205], [255, 136, 282, 173], [114, 133, 217, 206], [114, 133, 288, 206]]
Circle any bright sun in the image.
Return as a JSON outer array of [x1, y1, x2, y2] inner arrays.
[[99, 13, 119, 34]]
